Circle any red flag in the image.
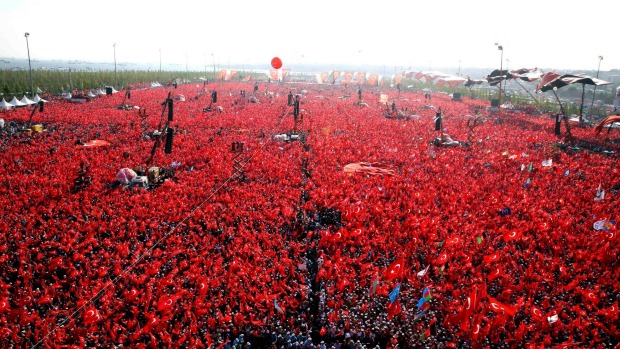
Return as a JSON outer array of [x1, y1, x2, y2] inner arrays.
[[582, 289, 600, 305], [383, 258, 405, 281], [487, 267, 504, 281], [595, 302, 618, 320], [464, 288, 480, 318], [83, 307, 101, 325], [387, 299, 401, 319], [157, 295, 177, 314], [444, 237, 462, 247], [502, 230, 523, 242], [488, 297, 516, 316], [483, 253, 500, 264], [531, 306, 544, 321], [435, 252, 449, 265]]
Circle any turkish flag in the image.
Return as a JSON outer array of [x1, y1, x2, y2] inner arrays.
[[387, 299, 401, 319], [483, 253, 500, 264], [595, 302, 618, 320], [502, 230, 523, 242], [444, 237, 462, 247], [157, 295, 177, 314], [582, 289, 600, 305], [487, 296, 516, 316], [530, 306, 544, 321], [435, 252, 449, 265], [0, 299, 9, 314], [83, 307, 101, 325], [383, 258, 405, 281], [487, 267, 504, 281], [464, 288, 481, 318]]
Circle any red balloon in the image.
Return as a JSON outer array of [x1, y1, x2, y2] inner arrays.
[[271, 57, 282, 69]]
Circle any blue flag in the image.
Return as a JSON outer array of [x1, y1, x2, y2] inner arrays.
[[274, 299, 284, 314], [388, 283, 401, 303]]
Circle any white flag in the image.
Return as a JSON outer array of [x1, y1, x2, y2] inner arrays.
[[547, 314, 558, 324], [595, 184, 605, 202], [417, 265, 430, 277], [542, 159, 553, 167]]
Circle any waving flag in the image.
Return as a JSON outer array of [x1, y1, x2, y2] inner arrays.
[[416, 286, 432, 310], [502, 230, 523, 242], [487, 267, 504, 281], [435, 252, 449, 265], [595, 302, 618, 320], [83, 307, 101, 325], [274, 299, 284, 314], [383, 258, 405, 281], [369, 277, 379, 297], [417, 265, 430, 277], [595, 184, 605, 202], [487, 296, 516, 316], [483, 253, 500, 264], [593, 220, 615, 232], [388, 283, 401, 303], [386, 299, 401, 319]]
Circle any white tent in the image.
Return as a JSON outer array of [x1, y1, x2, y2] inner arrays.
[[61, 92, 72, 99], [87, 91, 97, 98], [96, 89, 106, 96], [9, 96, 26, 107], [20, 95, 35, 105], [0, 98, 13, 110], [33, 95, 47, 103]]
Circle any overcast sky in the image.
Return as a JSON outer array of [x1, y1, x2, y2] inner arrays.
[[0, 0, 617, 72]]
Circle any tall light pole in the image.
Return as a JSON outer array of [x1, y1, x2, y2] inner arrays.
[[159, 48, 162, 74], [457, 59, 461, 76], [589, 55, 603, 120], [204, 52, 207, 78], [24, 32, 34, 97], [113, 43, 117, 88], [185, 52, 188, 78], [211, 53, 215, 73], [495, 43, 504, 108]]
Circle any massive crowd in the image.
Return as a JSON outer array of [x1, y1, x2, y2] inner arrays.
[[0, 81, 618, 348]]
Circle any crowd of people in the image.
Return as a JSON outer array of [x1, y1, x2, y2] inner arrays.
[[0, 80, 618, 348]]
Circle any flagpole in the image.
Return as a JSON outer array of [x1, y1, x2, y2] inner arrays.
[[513, 79, 540, 106]]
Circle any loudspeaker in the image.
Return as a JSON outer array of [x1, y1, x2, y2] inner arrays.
[[491, 99, 499, 107], [165, 128, 173, 154], [106, 87, 113, 95], [126, 91, 131, 99], [452, 92, 461, 100], [211, 91, 217, 103], [38, 101, 44, 112], [168, 99, 173, 121]]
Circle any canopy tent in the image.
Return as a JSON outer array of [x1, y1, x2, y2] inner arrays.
[[87, 91, 97, 98], [105, 86, 119, 94], [537, 72, 611, 123], [20, 95, 35, 105], [464, 77, 485, 88], [486, 68, 544, 104], [96, 89, 106, 96], [33, 95, 47, 103], [536, 73, 611, 92], [0, 99, 13, 110], [486, 68, 543, 86], [8, 96, 26, 107], [435, 76, 468, 88]]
